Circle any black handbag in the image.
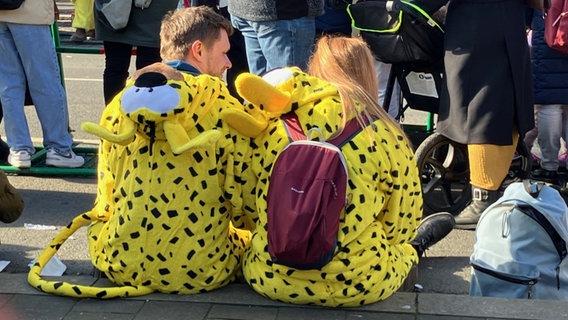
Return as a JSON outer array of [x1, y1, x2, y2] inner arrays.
[[0, 0, 24, 10], [348, 0, 445, 65]]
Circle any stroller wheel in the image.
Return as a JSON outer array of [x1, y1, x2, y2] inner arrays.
[[415, 133, 470, 215]]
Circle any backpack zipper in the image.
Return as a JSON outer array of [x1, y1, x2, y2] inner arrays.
[[472, 263, 538, 298]]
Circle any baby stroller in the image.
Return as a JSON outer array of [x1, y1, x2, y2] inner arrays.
[[348, 0, 531, 215]]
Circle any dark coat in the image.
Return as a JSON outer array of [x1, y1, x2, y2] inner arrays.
[[95, 0, 178, 48], [529, 11, 568, 105], [437, 0, 534, 145]]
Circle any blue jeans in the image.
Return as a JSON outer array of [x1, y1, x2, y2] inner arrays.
[[0, 23, 74, 154], [231, 15, 316, 75], [537, 104, 568, 171]]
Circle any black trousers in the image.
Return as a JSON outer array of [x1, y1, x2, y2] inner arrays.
[[102, 41, 161, 105]]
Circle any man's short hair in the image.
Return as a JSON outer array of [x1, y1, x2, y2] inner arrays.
[[160, 6, 234, 61]]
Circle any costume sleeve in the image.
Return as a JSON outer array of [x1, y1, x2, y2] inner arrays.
[[91, 104, 121, 221]]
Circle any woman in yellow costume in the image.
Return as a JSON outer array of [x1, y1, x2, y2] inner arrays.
[[223, 35, 455, 307]]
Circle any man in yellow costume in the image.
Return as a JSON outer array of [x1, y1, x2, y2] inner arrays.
[[28, 7, 257, 298]]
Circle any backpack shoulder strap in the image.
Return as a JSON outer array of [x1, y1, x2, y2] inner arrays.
[[328, 117, 368, 148], [282, 113, 306, 141], [517, 204, 568, 261], [282, 113, 371, 147]]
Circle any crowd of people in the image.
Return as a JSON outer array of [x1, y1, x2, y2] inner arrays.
[[0, 0, 558, 308]]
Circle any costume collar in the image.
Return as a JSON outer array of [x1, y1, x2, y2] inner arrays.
[[165, 60, 201, 76]]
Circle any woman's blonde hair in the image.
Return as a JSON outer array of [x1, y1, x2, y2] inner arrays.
[[160, 6, 233, 62], [307, 35, 409, 145]]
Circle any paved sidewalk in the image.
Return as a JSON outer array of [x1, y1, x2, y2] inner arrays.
[[0, 273, 567, 320]]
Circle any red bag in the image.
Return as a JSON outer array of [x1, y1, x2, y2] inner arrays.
[[266, 114, 365, 269], [545, 0, 568, 55]]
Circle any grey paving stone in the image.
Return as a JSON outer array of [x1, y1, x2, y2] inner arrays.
[[64, 311, 135, 320], [73, 298, 145, 314], [276, 306, 347, 320], [356, 292, 417, 314], [0, 273, 98, 296], [134, 283, 286, 308], [418, 293, 568, 320], [417, 316, 479, 320], [0, 294, 14, 308], [347, 311, 415, 320], [0, 273, 47, 296], [207, 304, 279, 320], [134, 300, 211, 320], [3, 294, 77, 320]]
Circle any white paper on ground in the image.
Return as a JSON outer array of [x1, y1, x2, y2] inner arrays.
[[0, 261, 10, 272], [28, 256, 67, 276], [23, 223, 57, 230]]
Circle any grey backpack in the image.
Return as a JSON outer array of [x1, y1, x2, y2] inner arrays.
[[470, 181, 568, 300]]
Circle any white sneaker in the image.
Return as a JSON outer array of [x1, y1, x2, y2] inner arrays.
[[8, 150, 32, 168], [46, 148, 85, 168]]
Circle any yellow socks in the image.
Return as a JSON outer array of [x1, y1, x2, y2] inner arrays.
[[468, 134, 519, 191]]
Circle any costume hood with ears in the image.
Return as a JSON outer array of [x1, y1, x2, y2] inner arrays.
[[221, 67, 344, 138], [81, 63, 221, 154]]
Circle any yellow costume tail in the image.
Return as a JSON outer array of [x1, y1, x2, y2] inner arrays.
[[27, 210, 154, 298]]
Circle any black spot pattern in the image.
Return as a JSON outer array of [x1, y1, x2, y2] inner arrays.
[[83, 72, 255, 297]]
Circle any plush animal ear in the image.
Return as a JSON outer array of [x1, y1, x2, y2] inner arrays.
[[163, 120, 222, 154], [81, 119, 136, 145], [235, 72, 291, 113]]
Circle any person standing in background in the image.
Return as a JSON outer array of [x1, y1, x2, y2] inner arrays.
[[0, 0, 85, 168], [436, 0, 534, 229], [228, 0, 324, 75], [527, 9, 568, 186], [95, 0, 179, 105], [70, 0, 95, 42]]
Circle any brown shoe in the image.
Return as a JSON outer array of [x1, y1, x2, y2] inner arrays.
[[86, 29, 96, 40], [70, 28, 86, 43]]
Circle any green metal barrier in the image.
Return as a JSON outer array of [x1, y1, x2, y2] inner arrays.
[[52, 21, 104, 55], [0, 147, 97, 176]]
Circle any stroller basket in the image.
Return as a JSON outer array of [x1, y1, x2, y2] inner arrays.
[[348, 0, 445, 66]]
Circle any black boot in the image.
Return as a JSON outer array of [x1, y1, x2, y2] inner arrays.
[[410, 212, 455, 257], [454, 186, 501, 230], [530, 168, 560, 185]]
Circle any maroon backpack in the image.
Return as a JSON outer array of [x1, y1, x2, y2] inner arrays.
[[545, 0, 568, 55], [266, 113, 366, 269]]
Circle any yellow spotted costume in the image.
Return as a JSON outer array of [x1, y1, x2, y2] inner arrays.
[[222, 68, 423, 307], [28, 63, 256, 298]]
